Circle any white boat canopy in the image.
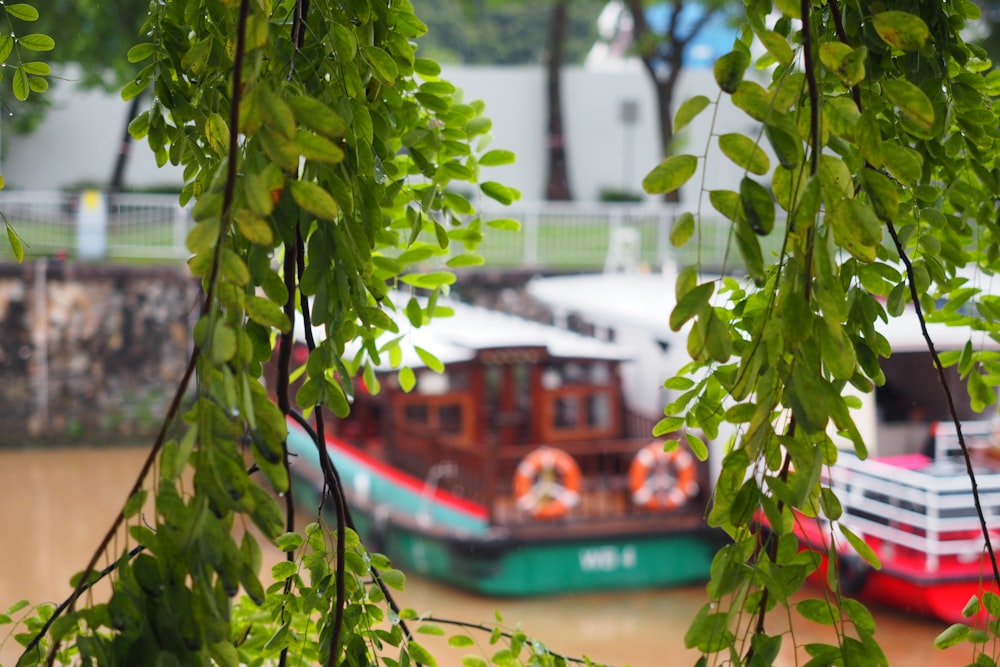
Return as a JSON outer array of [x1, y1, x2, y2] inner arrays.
[[294, 290, 636, 371]]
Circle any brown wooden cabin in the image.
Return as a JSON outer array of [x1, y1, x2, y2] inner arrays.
[[277, 299, 710, 536]]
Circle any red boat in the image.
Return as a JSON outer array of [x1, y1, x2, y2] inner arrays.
[[796, 421, 1000, 624]]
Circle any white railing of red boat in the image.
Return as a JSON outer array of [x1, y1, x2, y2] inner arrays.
[[820, 445, 1000, 574]]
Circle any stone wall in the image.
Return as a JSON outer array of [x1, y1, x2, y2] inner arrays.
[[0, 261, 199, 445], [0, 263, 564, 445]]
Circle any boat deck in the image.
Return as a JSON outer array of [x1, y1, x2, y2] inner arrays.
[[804, 424, 1000, 582], [493, 488, 709, 540]]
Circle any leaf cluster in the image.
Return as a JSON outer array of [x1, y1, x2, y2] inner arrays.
[[4, 0, 529, 665], [645, 0, 1000, 664]]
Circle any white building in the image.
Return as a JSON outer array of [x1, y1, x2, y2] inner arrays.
[[3, 6, 750, 205]]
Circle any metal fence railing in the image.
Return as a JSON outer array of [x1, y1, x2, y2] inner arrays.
[[0, 192, 759, 271], [476, 202, 745, 271], [0, 191, 190, 261]]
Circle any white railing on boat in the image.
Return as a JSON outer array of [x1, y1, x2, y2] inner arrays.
[[826, 441, 1000, 574]]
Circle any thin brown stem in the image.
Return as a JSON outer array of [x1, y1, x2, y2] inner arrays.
[[887, 224, 1000, 585], [27, 353, 197, 664], [800, 0, 820, 177], [276, 230, 298, 667], [30, 0, 253, 661], [827, 0, 999, 589]]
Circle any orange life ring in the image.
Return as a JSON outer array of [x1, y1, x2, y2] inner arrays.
[[628, 442, 699, 511], [513, 447, 581, 520]]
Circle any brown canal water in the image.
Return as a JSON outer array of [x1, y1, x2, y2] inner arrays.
[[0, 446, 982, 666]]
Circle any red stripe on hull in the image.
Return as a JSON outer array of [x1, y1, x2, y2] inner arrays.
[[290, 419, 490, 521]]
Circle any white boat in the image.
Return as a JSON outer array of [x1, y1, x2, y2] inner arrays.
[[526, 267, 1000, 622]]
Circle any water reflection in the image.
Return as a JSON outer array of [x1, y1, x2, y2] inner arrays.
[[0, 446, 978, 666]]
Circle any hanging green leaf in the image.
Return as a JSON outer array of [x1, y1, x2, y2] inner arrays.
[[233, 209, 274, 246], [735, 222, 765, 284], [480, 181, 521, 205], [6, 225, 24, 263], [819, 43, 867, 86], [287, 95, 348, 138], [796, 599, 840, 625], [670, 282, 714, 332], [17, 33, 54, 51], [856, 110, 884, 168], [414, 347, 445, 373], [933, 623, 971, 649], [259, 128, 300, 171], [739, 177, 775, 236], [643, 154, 698, 195], [840, 525, 882, 570], [246, 295, 291, 333], [0, 36, 13, 63], [11, 67, 28, 100], [714, 50, 749, 94], [479, 149, 516, 166], [881, 143, 923, 184], [731, 81, 773, 123], [211, 321, 238, 365], [400, 271, 457, 289], [292, 130, 345, 164], [398, 366, 416, 393], [764, 122, 803, 169], [718, 134, 770, 175], [709, 190, 742, 222], [290, 180, 340, 221], [882, 79, 935, 132], [819, 319, 857, 380], [825, 96, 861, 142], [486, 218, 520, 231], [756, 29, 794, 66], [771, 165, 808, 213], [670, 212, 695, 247], [872, 11, 930, 51], [828, 199, 881, 262], [860, 168, 899, 221], [5, 4, 39, 21], [364, 45, 399, 83], [674, 96, 711, 134]]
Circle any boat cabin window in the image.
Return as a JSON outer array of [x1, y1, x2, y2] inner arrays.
[[397, 397, 472, 442], [439, 404, 463, 435], [873, 351, 991, 458], [404, 404, 429, 424], [878, 352, 980, 423], [554, 396, 580, 428], [543, 361, 614, 388], [587, 394, 612, 428], [542, 360, 620, 440], [394, 366, 474, 444]]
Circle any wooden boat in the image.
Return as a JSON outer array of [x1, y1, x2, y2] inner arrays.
[[275, 293, 722, 596]]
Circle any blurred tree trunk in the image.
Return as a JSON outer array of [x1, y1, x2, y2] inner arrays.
[[544, 0, 573, 200], [624, 0, 719, 202], [108, 93, 143, 195]]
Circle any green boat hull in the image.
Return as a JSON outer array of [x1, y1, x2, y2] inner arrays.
[[337, 503, 716, 596], [288, 426, 719, 596], [385, 527, 715, 596]]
